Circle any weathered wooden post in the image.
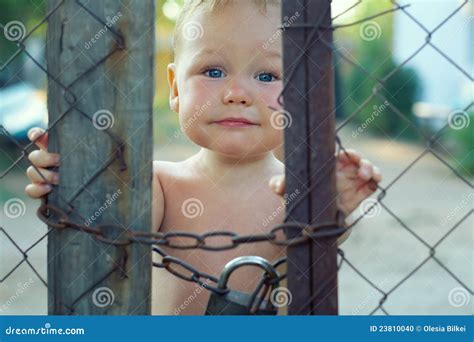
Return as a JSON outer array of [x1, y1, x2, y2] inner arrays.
[[46, 0, 154, 314], [282, 0, 339, 314]]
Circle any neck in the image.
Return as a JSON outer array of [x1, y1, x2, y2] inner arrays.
[[192, 148, 280, 184]]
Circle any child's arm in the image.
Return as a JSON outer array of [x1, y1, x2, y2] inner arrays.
[[269, 149, 381, 245], [25, 127, 165, 232], [152, 161, 165, 232]]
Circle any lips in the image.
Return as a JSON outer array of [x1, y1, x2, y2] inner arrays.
[[212, 117, 258, 127]]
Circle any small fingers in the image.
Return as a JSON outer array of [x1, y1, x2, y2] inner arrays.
[[269, 174, 285, 196], [337, 148, 361, 165], [358, 159, 374, 181], [28, 149, 60, 168], [26, 166, 59, 185], [373, 166, 382, 183], [27, 127, 48, 150], [24, 183, 52, 199]]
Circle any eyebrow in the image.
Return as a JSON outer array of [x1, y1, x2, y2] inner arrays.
[[260, 50, 282, 59], [192, 47, 281, 61], [191, 48, 223, 60]]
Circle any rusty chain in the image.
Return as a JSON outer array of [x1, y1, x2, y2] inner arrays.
[[1, 0, 472, 314]]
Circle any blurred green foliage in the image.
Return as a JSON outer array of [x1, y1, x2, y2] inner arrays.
[[336, 1, 421, 140], [440, 111, 474, 177], [0, 0, 46, 83]]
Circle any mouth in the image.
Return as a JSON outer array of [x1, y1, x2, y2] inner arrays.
[[211, 117, 259, 128]]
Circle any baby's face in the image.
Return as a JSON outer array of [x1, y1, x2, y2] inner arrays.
[[168, 2, 284, 158]]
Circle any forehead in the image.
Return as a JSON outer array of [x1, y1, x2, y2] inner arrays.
[[180, 2, 282, 58]]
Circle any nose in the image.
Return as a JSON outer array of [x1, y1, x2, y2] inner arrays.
[[222, 78, 253, 106]]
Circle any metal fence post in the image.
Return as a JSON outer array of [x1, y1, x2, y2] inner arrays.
[[282, 0, 339, 315], [46, 0, 154, 314]]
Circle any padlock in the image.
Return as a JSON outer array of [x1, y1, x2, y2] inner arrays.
[[205, 256, 280, 315]]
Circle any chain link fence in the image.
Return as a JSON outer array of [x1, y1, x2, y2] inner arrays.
[[0, 0, 472, 315]]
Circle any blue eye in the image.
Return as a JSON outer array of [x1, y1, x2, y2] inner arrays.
[[204, 68, 225, 78], [257, 72, 278, 83]]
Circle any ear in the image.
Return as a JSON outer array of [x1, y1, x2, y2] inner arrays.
[[167, 63, 179, 113]]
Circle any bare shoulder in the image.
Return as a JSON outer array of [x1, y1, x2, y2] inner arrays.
[[152, 160, 190, 231], [153, 159, 195, 185]]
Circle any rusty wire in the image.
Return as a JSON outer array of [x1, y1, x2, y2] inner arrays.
[[0, 0, 472, 315]]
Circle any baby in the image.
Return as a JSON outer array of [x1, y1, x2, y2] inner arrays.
[[25, 0, 381, 315]]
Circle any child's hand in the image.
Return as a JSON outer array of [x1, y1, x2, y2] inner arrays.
[[269, 149, 381, 217], [333, 149, 381, 216], [24, 127, 60, 198]]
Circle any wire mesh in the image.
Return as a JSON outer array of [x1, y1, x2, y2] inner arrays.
[[0, 0, 472, 315]]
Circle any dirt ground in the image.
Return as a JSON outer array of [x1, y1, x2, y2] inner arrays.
[[0, 129, 472, 315]]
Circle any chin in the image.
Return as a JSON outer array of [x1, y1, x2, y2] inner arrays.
[[213, 140, 276, 158], [187, 130, 280, 156]]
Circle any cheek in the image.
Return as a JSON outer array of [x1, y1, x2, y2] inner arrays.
[[264, 127, 284, 149], [257, 85, 285, 149], [257, 83, 284, 110], [178, 80, 219, 146], [179, 81, 217, 124], [182, 80, 215, 111]]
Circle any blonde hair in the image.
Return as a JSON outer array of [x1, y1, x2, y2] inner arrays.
[[172, 0, 280, 56]]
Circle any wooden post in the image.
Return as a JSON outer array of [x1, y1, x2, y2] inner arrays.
[[46, 0, 154, 314], [282, 0, 339, 314]]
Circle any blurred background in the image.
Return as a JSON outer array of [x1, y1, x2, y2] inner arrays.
[[0, 0, 472, 315]]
